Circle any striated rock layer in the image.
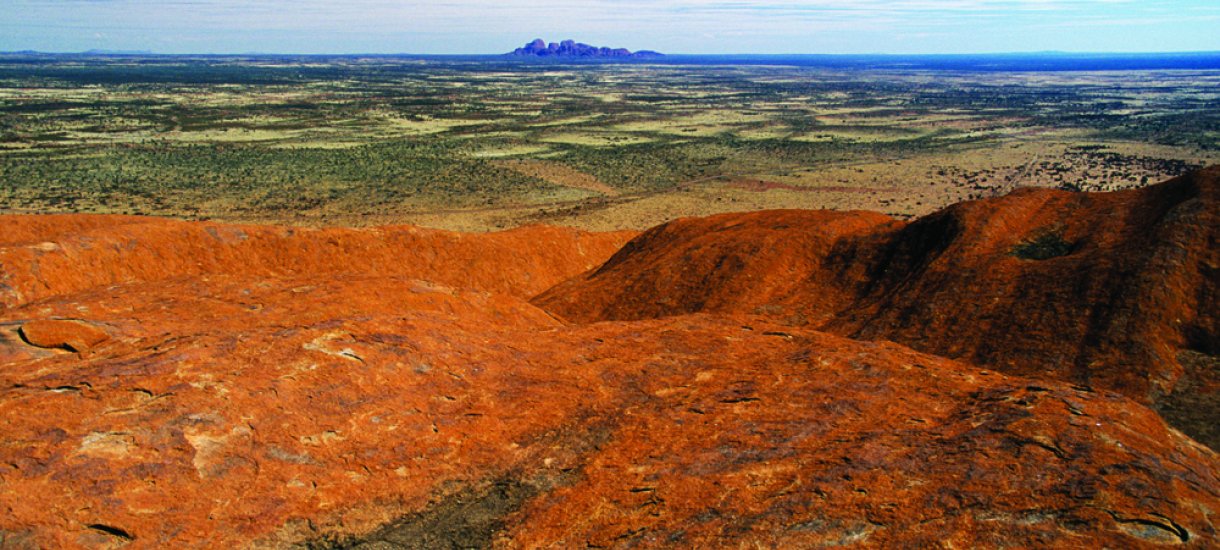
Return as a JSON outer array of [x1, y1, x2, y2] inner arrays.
[[0, 171, 1218, 548]]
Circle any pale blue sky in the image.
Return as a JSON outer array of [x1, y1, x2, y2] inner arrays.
[[3, 0, 1219, 55]]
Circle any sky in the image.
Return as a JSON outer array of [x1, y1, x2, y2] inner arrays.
[[3, 0, 1220, 55]]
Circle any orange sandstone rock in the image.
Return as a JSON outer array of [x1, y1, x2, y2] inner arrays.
[[0, 217, 636, 308], [18, 319, 109, 352], [0, 173, 1216, 548], [535, 167, 1220, 446], [0, 284, 1216, 547]]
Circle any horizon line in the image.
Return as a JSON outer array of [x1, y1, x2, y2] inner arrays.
[[6, 49, 1220, 57]]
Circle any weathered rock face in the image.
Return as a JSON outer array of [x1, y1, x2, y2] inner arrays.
[[18, 319, 109, 352], [535, 208, 896, 325], [535, 167, 1220, 445], [1, 279, 1216, 548], [0, 171, 1217, 548], [0, 215, 635, 308]]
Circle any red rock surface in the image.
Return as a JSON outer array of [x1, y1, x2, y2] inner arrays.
[[2, 284, 1216, 548], [537, 167, 1220, 410], [18, 319, 110, 352], [0, 215, 636, 307], [0, 172, 1217, 547]]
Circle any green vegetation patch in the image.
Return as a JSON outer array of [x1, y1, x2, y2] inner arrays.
[[1012, 232, 1077, 261], [0, 55, 1215, 222]]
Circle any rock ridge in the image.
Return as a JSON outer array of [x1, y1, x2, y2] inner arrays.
[[534, 166, 1220, 448]]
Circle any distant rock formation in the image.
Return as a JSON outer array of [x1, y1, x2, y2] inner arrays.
[[82, 49, 155, 55], [508, 38, 662, 59]]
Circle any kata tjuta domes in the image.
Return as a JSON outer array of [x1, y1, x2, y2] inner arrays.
[[509, 38, 663, 58]]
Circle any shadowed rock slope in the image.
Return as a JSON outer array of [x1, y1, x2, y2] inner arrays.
[[0, 182, 1217, 548], [535, 167, 1220, 447]]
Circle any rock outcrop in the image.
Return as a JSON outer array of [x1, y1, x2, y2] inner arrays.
[[508, 38, 662, 59], [536, 167, 1220, 446], [0, 169, 1216, 547]]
